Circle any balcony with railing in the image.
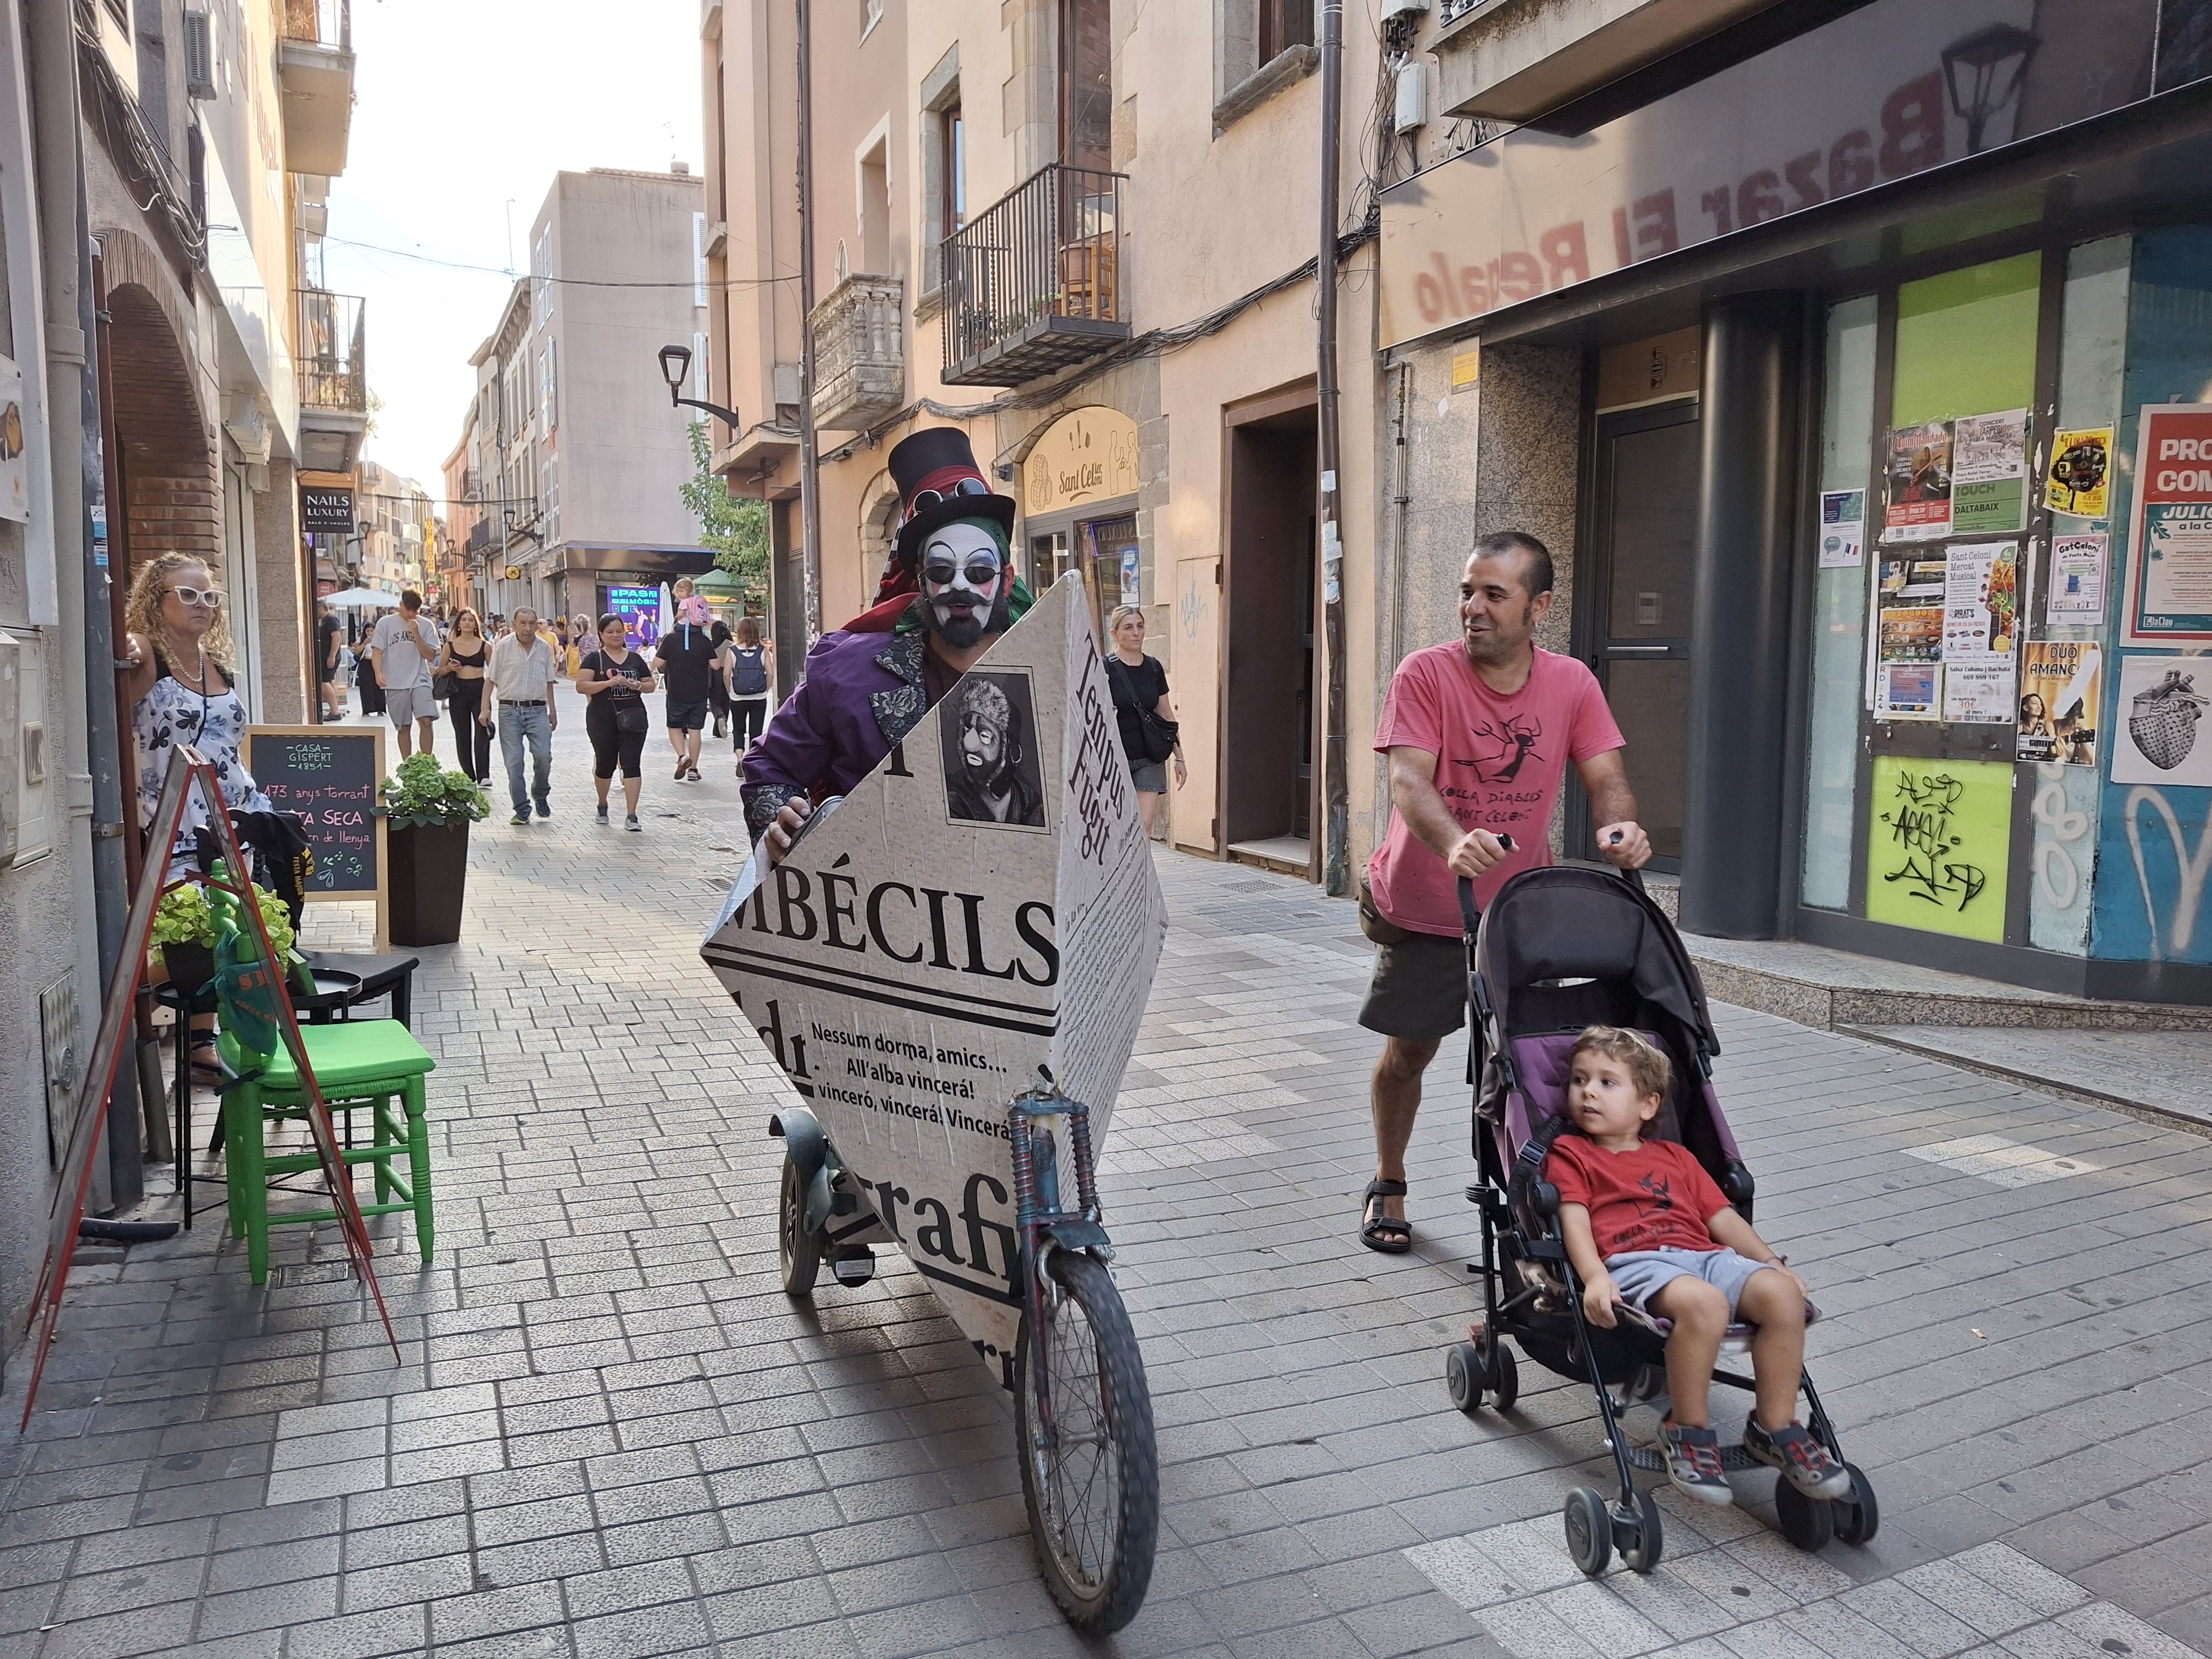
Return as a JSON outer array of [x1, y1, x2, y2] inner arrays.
[[809, 274, 904, 432], [280, 0, 354, 175], [296, 288, 368, 473], [941, 165, 1129, 388]]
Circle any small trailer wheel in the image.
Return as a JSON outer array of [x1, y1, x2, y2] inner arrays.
[[1775, 1475, 1835, 1552], [1445, 1343, 1487, 1414], [777, 1156, 821, 1297], [1483, 1333, 1520, 1411], [1563, 1487, 1612, 1577], [1831, 1463, 1879, 1546]]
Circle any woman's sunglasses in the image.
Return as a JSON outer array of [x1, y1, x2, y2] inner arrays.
[[170, 586, 224, 609], [906, 477, 992, 517]]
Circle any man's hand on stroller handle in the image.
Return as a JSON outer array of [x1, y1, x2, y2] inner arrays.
[[1597, 821, 1652, 869], [1447, 828, 1515, 878]]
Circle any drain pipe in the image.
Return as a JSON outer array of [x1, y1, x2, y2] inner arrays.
[[793, 0, 824, 642], [1316, 0, 1348, 896]]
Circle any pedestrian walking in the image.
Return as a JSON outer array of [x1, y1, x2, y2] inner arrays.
[[568, 613, 594, 677], [706, 618, 733, 739], [367, 590, 441, 760], [487, 607, 560, 825], [577, 612, 657, 831], [352, 615, 385, 717], [316, 602, 343, 721], [1103, 605, 1184, 837], [436, 608, 493, 783], [725, 614, 771, 766], [653, 591, 717, 782], [1356, 530, 1650, 1254]]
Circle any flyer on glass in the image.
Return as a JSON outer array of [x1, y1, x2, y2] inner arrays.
[[2047, 532, 2107, 621], [1876, 662, 1939, 719], [2017, 641, 2100, 766], [1819, 490, 1865, 568], [1950, 409, 2029, 536], [2125, 404, 2212, 645], [2113, 653, 2212, 788], [2045, 427, 2113, 518], [1943, 659, 2015, 724], [1942, 542, 2018, 661], [1883, 421, 1953, 543]]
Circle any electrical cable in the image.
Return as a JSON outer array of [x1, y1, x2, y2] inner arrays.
[[320, 234, 801, 291]]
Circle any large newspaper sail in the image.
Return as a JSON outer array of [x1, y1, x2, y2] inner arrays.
[[703, 574, 1167, 1365]]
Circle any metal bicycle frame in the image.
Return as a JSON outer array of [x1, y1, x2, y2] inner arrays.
[[1008, 1085, 1112, 1452]]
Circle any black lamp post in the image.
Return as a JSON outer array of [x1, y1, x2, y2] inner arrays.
[[1941, 23, 2039, 155], [655, 344, 744, 429]]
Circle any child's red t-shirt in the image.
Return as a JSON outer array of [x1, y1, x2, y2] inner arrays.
[[1544, 1135, 1731, 1259]]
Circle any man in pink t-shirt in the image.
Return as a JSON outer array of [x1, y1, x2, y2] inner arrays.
[[1356, 531, 1650, 1254]]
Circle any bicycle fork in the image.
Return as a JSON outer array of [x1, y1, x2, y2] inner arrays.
[[1011, 1086, 1111, 1450]]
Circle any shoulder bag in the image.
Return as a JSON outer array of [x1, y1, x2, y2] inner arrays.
[[607, 654, 651, 735], [1107, 657, 1180, 765]]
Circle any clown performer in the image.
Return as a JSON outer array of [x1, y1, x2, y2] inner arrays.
[[742, 427, 1036, 860]]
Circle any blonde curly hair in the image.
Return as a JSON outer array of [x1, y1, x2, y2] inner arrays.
[[124, 551, 236, 672]]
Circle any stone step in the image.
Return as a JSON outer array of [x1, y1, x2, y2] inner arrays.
[[1846, 1024, 2212, 1137]]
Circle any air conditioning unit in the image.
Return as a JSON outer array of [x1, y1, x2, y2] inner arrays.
[[1394, 60, 1430, 131], [183, 11, 215, 100], [1381, 0, 1430, 16]]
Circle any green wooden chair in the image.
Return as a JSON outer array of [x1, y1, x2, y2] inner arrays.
[[208, 886, 438, 1284]]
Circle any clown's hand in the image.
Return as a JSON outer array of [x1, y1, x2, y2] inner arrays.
[[764, 795, 812, 866]]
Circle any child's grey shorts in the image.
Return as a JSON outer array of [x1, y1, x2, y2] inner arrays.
[[1605, 1246, 1772, 1317]]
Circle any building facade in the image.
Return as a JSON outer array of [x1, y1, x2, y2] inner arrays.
[[454, 168, 717, 628], [703, 0, 1393, 875], [1377, 0, 2212, 1001], [356, 459, 430, 598]]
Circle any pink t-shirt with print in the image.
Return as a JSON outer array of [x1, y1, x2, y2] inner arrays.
[[1367, 642, 1625, 938]]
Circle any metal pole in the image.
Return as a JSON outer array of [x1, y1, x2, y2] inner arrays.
[[794, 0, 823, 641], [1316, 0, 1348, 897]]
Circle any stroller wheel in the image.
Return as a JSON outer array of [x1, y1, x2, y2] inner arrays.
[[1774, 1475, 1836, 1552], [1616, 1488, 1663, 1574], [1482, 1331, 1520, 1411], [1445, 1343, 1487, 1414], [1563, 1488, 1612, 1577], [1831, 1463, 1879, 1546]]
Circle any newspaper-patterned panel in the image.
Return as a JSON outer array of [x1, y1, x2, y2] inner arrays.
[[702, 575, 1166, 1364]]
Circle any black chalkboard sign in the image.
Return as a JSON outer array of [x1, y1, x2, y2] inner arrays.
[[247, 725, 388, 944]]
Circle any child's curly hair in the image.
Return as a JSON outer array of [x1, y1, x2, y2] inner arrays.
[[1570, 1025, 1671, 1105]]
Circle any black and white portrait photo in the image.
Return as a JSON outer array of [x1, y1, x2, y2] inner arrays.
[[941, 671, 1047, 829]]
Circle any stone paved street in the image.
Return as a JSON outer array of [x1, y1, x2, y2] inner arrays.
[[3, 686, 2211, 1658]]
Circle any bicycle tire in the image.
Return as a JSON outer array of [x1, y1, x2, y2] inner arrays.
[[1014, 1249, 1158, 1635], [777, 1155, 820, 1297]]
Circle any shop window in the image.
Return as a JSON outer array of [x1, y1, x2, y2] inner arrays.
[[1799, 295, 1877, 911]]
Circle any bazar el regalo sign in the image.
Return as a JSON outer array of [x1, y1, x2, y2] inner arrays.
[[1378, 1, 2050, 349]]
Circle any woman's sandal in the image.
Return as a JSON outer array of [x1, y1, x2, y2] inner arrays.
[[188, 1030, 223, 1085], [1360, 1178, 1412, 1254]]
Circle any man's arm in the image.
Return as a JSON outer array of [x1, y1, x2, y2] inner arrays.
[[408, 620, 438, 659], [1386, 745, 1512, 879], [741, 677, 835, 860], [1573, 748, 1651, 869]]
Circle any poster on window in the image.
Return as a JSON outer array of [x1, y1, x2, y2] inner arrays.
[[1943, 542, 2019, 661], [2046, 532, 2108, 622], [2045, 427, 2113, 519], [2124, 406, 2212, 645], [1949, 410, 2029, 536], [2016, 641, 2100, 766], [2112, 653, 2212, 787], [1944, 659, 2015, 724], [1873, 556, 1946, 721], [1818, 490, 1865, 568], [1883, 421, 1953, 543]]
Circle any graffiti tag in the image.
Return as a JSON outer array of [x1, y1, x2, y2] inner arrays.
[[1877, 768, 1988, 912]]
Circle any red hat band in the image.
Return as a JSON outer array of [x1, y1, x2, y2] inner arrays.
[[902, 464, 993, 526]]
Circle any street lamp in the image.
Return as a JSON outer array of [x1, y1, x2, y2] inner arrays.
[[1941, 23, 2039, 155], [655, 344, 744, 430]]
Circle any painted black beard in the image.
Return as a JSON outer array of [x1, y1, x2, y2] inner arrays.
[[913, 589, 1011, 651]]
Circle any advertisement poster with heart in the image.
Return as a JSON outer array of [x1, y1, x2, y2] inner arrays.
[[2113, 654, 2212, 788]]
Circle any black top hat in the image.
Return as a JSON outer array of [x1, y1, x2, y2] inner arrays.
[[889, 428, 1016, 570]]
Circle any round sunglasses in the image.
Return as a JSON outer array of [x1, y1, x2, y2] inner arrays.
[[906, 477, 992, 517]]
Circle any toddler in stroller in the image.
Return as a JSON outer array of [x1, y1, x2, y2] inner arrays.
[[1548, 1026, 1845, 1509], [1444, 863, 1876, 1574]]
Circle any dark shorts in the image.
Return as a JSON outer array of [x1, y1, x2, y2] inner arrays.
[[1357, 930, 1467, 1042], [666, 698, 709, 731], [1130, 760, 1167, 793]]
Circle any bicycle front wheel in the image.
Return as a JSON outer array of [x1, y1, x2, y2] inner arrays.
[[1014, 1248, 1158, 1636]]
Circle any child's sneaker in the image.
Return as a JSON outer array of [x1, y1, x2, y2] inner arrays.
[[1742, 1417, 1850, 1498], [1661, 1420, 1734, 1506]]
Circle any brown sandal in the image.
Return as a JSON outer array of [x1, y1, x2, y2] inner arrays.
[[1360, 1179, 1411, 1253]]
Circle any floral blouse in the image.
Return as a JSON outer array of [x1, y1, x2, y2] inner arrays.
[[133, 655, 272, 846]]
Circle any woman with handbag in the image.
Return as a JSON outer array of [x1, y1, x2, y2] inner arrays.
[[576, 612, 659, 831], [1104, 605, 1184, 835], [434, 608, 493, 783]]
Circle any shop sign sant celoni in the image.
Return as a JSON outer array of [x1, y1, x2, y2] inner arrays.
[[702, 574, 1166, 1364], [1024, 407, 1140, 519]]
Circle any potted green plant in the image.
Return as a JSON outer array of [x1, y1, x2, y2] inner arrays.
[[379, 751, 490, 947], [151, 884, 216, 995]]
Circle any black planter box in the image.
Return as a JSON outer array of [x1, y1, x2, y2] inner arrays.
[[389, 822, 470, 947], [160, 941, 215, 997]]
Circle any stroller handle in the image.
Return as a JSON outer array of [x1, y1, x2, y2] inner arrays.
[[1455, 835, 1647, 935]]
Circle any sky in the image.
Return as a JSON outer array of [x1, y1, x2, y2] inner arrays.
[[321, 0, 704, 507]]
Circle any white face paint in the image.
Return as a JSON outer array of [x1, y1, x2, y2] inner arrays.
[[920, 520, 1006, 645]]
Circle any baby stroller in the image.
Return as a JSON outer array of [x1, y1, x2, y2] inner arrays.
[[1441, 863, 1878, 1575]]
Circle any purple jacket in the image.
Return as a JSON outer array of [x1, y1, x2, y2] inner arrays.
[[740, 628, 933, 837]]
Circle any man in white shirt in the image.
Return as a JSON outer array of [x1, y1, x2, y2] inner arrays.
[[368, 590, 442, 758], [485, 606, 560, 825]]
